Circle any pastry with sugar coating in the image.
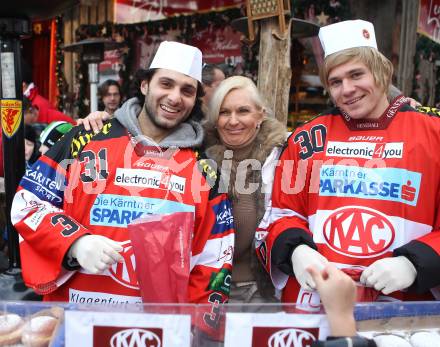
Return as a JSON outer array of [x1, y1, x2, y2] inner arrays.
[[0, 313, 24, 346], [21, 315, 58, 347]]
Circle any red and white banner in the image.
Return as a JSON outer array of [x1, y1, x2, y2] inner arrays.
[[191, 24, 243, 65], [65, 310, 191, 346], [115, 0, 244, 24], [99, 50, 123, 85], [133, 27, 243, 69], [418, 0, 440, 44], [224, 312, 330, 346]]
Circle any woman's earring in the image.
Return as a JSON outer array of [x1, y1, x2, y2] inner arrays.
[[256, 123, 261, 129]]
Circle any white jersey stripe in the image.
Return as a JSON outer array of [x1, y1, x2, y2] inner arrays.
[[190, 233, 234, 270]]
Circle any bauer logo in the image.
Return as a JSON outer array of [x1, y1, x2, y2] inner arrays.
[[323, 206, 395, 257], [93, 326, 162, 347], [251, 327, 318, 347]]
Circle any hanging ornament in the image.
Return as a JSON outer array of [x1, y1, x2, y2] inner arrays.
[[316, 11, 329, 25]]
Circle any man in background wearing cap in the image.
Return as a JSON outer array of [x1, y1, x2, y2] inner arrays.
[[258, 20, 440, 308], [11, 42, 234, 333]]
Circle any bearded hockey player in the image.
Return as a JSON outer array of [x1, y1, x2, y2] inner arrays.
[[11, 41, 234, 334], [257, 20, 440, 308]]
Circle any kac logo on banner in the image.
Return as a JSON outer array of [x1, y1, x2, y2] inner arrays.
[[1, 99, 22, 138], [93, 326, 163, 347], [251, 326, 318, 347]]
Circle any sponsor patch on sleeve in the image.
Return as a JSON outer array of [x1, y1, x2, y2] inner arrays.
[[207, 268, 231, 296], [210, 199, 234, 235], [20, 161, 66, 207]]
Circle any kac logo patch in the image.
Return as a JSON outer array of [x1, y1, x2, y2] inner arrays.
[[323, 206, 395, 257]]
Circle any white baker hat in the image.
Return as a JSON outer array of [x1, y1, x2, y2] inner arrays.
[[149, 41, 203, 83], [319, 20, 377, 58]]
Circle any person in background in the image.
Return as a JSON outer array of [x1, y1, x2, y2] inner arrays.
[[204, 75, 286, 303], [201, 64, 226, 107], [21, 90, 75, 125], [38, 121, 73, 155], [22, 62, 75, 125], [98, 79, 122, 116], [260, 19, 440, 308], [24, 125, 40, 168], [11, 41, 233, 337]]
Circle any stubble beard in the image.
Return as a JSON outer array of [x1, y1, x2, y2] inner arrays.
[[143, 91, 186, 130]]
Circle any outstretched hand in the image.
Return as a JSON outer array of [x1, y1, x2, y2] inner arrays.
[[307, 263, 357, 337]]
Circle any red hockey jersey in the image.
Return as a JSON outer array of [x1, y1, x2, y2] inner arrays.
[[257, 96, 440, 309], [12, 118, 234, 332]]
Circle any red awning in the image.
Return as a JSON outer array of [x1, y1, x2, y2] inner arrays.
[[115, 0, 245, 24]]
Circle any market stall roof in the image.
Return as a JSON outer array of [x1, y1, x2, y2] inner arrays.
[[2, 0, 79, 19], [115, 0, 245, 24]]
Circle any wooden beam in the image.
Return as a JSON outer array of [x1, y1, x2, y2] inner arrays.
[[90, 4, 97, 24], [107, 0, 114, 23], [396, 0, 419, 96], [79, 4, 89, 25], [63, 9, 73, 94], [98, 0, 107, 23], [257, 17, 291, 126]]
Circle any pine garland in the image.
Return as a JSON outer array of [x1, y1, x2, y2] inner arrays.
[[292, 0, 351, 22], [55, 15, 67, 111]]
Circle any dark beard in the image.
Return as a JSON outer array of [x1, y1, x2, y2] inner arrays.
[[143, 88, 190, 130], [143, 99, 174, 130]]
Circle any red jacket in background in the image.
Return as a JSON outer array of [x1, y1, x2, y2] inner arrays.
[[27, 86, 75, 125]]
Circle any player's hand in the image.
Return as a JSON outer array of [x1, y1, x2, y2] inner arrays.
[[69, 235, 123, 274], [360, 256, 417, 295], [291, 244, 328, 291]]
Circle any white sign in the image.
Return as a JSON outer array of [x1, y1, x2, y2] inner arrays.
[[65, 310, 191, 347], [1, 52, 16, 98], [224, 312, 330, 347]]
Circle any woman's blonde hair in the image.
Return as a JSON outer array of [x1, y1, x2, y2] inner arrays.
[[319, 47, 394, 94], [206, 75, 272, 126]]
